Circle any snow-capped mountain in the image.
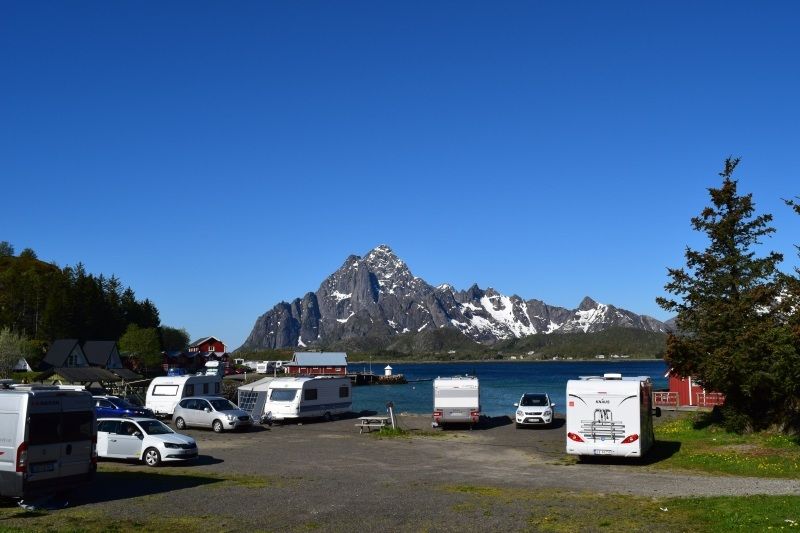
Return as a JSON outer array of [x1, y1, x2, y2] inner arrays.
[[238, 245, 668, 350]]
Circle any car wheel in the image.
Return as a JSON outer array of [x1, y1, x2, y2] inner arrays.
[[212, 420, 224, 433], [175, 417, 186, 430], [143, 447, 161, 467]]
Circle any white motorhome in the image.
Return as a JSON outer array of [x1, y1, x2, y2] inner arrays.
[[264, 376, 351, 421], [146, 375, 222, 417], [0, 383, 96, 499], [432, 376, 481, 427], [565, 373, 661, 458]]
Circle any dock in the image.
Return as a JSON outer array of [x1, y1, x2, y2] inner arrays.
[[348, 372, 407, 386]]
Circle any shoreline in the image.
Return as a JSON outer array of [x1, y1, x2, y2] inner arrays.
[[348, 358, 665, 365]]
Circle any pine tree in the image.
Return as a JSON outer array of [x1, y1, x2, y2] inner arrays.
[[657, 158, 796, 431]]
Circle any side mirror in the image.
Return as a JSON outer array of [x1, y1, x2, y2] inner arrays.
[[204, 407, 211, 413], [513, 403, 519, 407], [133, 431, 143, 439], [653, 407, 662, 418], [551, 403, 556, 408]]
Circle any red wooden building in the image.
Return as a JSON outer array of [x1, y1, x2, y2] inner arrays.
[[654, 370, 725, 408], [284, 352, 348, 376], [189, 336, 227, 354]]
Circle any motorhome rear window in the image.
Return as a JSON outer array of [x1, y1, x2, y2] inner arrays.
[[203, 383, 209, 394], [153, 385, 180, 396], [436, 389, 477, 399], [28, 412, 92, 444], [214, 382, 220, 394], [339, 386, 349, 398], [270, 389, 297, 402], [304, 388, 318, 401]]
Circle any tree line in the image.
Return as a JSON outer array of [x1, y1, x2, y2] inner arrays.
[[0, 244, 189, 371]]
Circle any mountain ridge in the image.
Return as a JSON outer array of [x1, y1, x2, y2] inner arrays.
[[238, 245, 668, 351]]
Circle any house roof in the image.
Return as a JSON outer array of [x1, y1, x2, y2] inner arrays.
[[288, 352, 348, 367], [83, 340, 118, 366], [189, 336, 219, 348], [42, 339, 81, 368], [41, 366, 121, 383]]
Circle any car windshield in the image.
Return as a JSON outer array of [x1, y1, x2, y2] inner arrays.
[[138, 420, 174, 435], [270, 389, 298, 402], [111, 398, 138, 409], [520, 394, 548, 407], [209, 399, 237, 411]]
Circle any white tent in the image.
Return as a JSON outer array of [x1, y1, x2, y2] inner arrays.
[[237, 376, 277, 420], [13, 358, 32, 372]]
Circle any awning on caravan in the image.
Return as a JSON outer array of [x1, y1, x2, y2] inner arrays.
[[237, 377, 277, 418]]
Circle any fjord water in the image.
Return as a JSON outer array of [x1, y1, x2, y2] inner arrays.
[[351, 360, 669, 417]]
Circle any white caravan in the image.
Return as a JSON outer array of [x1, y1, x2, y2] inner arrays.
[[0, 383, 96, 499], [146, 375, 222, 417], [264, 376, 351, 421], [432, 376, 481, 427], [565, 373, 661, 458]]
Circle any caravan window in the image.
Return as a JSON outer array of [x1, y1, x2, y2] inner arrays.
[[339, 386, 349, 398], [184, 384, 195, 397], [153, 385, 179, 396], [270, 389, 298, 402], [215, 382, 220, 394], [203, 383, 209, 394], [304, 388, 318, 401]]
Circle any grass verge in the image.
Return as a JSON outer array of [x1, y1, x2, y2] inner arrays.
[[653, 413, 800, 478]]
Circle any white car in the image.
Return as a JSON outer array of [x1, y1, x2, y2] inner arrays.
[[97, 417, 198, 467], [514, 393, 555, 427]]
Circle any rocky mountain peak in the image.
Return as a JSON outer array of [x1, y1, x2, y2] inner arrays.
[[578, 296, 600, 311]]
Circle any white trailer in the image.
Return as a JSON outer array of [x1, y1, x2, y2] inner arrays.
[[565, 373, 661, 458], [0, 384, 96, 499], [432, 376, 481, 427], [145, 375, 222, 417], [264, 376, 351, 421]]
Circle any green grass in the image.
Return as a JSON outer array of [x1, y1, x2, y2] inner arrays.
[[654, 414, 800, 478], [442, 485, 800, 532]]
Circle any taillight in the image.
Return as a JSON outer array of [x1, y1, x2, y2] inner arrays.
[[567, 432, 584, 442], [16, 442, 28, 472], [433, 410, 442, 419], [621, 434, 639, 444]]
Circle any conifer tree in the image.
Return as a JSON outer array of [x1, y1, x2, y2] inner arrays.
[[657, 158, 796, 431]]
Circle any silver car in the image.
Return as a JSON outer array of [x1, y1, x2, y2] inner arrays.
[[172, 396, 253, 433]]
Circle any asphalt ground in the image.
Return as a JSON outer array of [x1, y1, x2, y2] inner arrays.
[[5, 412, 800, 532]]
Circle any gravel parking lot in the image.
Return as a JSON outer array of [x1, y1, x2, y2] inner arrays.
[[8, 413, 800, 532]]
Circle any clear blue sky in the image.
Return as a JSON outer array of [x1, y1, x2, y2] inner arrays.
[[3, 2, 799, 348]]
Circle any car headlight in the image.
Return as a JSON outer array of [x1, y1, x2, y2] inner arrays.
[[163, 443, 179, 449], [544, 409, 552, 417], [516, 410, 523, 416], [226, 414, 236, 421]]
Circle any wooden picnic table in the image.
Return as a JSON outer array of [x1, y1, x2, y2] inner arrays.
[[356, 416, 390, 434]]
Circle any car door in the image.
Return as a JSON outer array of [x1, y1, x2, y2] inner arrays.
[[96, 420, 117, 456], [183, 399, 200, 426], [95, 398, 116, 418], [196, 399, 213, 428], [107, 421, 143, 459]]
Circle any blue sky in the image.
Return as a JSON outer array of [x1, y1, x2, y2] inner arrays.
[[3, 2, 800, 348]]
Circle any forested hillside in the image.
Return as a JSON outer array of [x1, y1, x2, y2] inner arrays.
[[0, 243, 162, 366]]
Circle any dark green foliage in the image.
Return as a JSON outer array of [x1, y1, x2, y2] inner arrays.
[[119, 324, 162, 370], [160, 326, 190, 351], [658, 158, 799, 431], [0, 247, 160, 344], [497, 327, 667, 359]]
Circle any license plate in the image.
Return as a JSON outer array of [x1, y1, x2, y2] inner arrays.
[[31, 462, 55, 473], [450, 412, 463, 417], [593, 450, 612, 455]]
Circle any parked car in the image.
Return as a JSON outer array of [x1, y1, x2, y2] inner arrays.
[[93, 395, 155, 419], [96, 417, 197, 467], [172, 396, 253, 432], [514, 392, 555, 427]]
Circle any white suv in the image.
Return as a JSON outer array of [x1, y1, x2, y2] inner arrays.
[[514, 393, 555, 427], [97, 417, 198, 467]]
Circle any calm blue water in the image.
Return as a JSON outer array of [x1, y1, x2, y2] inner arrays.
[[351, 360, 668, 416]]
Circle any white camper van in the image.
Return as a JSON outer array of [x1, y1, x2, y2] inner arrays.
[[565, 373, 661, 458], [0, 384, 96, 499], [264, 376, 351, 421], [146, 375, 222, 417], [432, 376, 481, 427]]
